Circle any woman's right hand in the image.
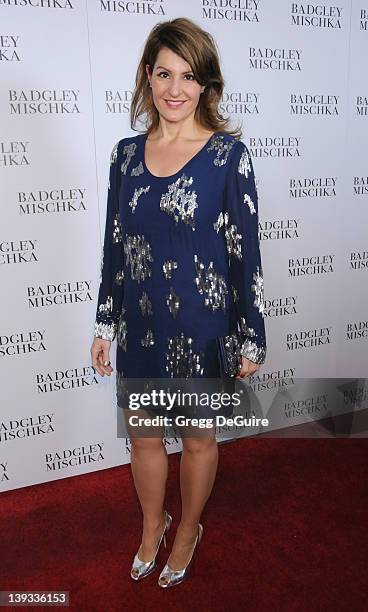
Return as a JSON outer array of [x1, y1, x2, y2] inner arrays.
[[91, 337, 113, 376]]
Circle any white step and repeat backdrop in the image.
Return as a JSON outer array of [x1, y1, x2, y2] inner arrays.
[[1, 1, 367, 491]]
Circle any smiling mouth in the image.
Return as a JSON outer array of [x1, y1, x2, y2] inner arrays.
[[165, 100, 187, 107]]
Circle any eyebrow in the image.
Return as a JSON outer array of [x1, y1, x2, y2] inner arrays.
[[155, 65, 194, 74]]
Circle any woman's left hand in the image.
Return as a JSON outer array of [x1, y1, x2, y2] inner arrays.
[[236, 356, 261, 379]]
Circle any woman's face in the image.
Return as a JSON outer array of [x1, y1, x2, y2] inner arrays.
[[146, 47, 204, 125]]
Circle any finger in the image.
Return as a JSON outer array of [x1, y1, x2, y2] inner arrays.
[[92, 354, 104, 376], [91, 345, 105, 376], [237, 366, 252, 379], [98, 346, 113, 376], [91, 344, 111, 377], [242, 365, 258, 378]]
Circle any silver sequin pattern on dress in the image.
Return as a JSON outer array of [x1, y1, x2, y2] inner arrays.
[[110, 142, 118, 165], [160, 173, 198, 230], [162, 260, 178, 279], [115, 270, 124, 286], [239, 316, 256, 338], [113, 213, 123, 244], [232, 285, 239, 302], [252, 266, 265, 314], [141, 329, 155, 347], [166, 287, 180, 318], [244, 193, 256, 214], [193, 254, 228, 312], [121, 142, 136, 175], [117, 308, 127, 351], [239, 146, 256, 212], [165, 333, 204, 377], [94, 321, 116, 341], [129, 185, 150, 214], [225, 222, 242, 260], [124, 234, 153, 282], [207, 135, 235, 167], [131, 161, 144, 176], [240, 338, 266, 364], [98, 295, 113, 315], [213, 212, 242, 260], [238, 147, 251, 177], [139, 291, 153, 316], [213, 211, 225, 233]]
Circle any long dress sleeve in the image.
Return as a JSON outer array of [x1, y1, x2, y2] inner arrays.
[[223, 139, 267, 364], [94, 140, 125, 341]]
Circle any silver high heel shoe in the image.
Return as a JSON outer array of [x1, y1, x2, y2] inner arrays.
[[130, 510, 173, 581], [157, 523, 203, 588]]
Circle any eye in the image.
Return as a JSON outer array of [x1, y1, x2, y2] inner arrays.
[[157, 71, 196, 80]]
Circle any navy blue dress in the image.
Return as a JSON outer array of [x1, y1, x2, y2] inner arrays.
[[94, 130, 267, 410]]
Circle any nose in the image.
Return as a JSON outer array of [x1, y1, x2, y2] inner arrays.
[[167, 77, 182, 97]]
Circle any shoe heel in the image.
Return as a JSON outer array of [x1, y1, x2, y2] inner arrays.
[[130, 509, 173, 581], [163, 510, 173, 548], [157, 521, 204, 589], [198, 523, 203, 544]]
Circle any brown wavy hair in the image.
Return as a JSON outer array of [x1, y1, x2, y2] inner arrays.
[[130, 17, 242, 139]]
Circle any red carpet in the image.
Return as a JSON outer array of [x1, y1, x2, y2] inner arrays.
[[1, 438, 367, 611]]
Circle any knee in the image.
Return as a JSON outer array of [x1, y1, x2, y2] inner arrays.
[[130, 437, 164, 454], [182, 436, 217, 455]]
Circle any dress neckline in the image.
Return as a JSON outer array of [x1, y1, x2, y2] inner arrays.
[[142, 130, 219, 180]]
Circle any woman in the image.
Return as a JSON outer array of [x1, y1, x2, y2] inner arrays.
[[90, 17, 267, 588]]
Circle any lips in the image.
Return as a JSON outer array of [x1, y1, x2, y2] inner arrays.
[[165, 100, 186, 108]]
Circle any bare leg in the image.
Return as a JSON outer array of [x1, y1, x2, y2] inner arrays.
[[163, 429, 218, 570], [126, 408, 167, 564]]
